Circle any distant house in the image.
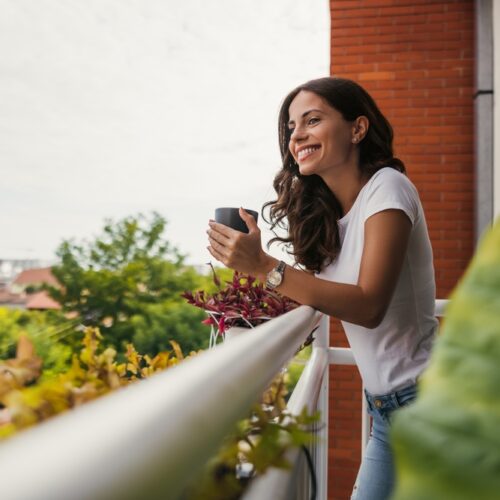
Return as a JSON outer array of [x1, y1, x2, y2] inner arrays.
[[0, 267, 61, 311], [0, 289, 27, 309], [25, 291, 61, 311], [10, 268, 60, 293]]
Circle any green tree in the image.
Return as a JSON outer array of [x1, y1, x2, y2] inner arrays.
[[130, 301, 209, 355], [48, 212, 211, 354]]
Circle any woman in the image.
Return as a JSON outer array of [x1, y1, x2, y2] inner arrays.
[[207, 77, 438, 500]]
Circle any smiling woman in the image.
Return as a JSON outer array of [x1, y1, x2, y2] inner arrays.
[[207, 76, 438, 500]]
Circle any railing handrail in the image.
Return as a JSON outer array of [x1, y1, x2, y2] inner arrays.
[[0, 306, 322, 500], [435, 298, 449, 317]]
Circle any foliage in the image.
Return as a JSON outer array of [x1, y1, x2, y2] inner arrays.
[[0, 335, 43, 403], [391, 219, 500, 500], [0, 307, 74, 377], [181, 266, 299, 334], [286, 345, 312, 396], [0, 328, 194, 438], [182, 370, 318, 500], [130, 301, 210, 355], [184, 409, 318, 500], [46, 212, 211, 355]]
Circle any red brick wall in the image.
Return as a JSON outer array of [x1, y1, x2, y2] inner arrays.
[[328, 1, 475, 498]]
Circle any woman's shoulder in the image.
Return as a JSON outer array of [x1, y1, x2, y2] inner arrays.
[[367, 166, 417, 194], [362, 166, 421, 224], [370, 166, 409, 182]]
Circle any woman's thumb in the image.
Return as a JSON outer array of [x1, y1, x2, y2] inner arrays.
[[239, 207, 258, 232]]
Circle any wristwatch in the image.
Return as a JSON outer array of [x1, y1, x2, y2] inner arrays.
[[265, 260, 286, 289]]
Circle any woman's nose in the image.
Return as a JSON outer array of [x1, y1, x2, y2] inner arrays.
[[290, 126, 307, 142]]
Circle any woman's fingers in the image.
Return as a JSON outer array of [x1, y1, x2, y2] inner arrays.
[[207, 245, 225, 264], [208, 233, 228, 256], [207, 228, 229, 248], [208, 220, 235, 238]]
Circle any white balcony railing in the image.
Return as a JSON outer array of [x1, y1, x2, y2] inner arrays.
[[0, 300, 448, 500]]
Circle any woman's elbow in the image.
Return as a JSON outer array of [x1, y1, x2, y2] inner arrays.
[[362, 317, 382, 329], [361, 306, 387, 329]]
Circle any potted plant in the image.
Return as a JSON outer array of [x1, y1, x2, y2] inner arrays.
[[181, 265, 300, 347]]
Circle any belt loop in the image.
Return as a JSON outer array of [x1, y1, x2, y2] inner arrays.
[[395, 383, 417, 407]]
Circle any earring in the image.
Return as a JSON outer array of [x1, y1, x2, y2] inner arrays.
[[353, 137, 358, 143]]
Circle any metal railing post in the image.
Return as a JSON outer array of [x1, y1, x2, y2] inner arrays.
[[314, 314, 329, 500]]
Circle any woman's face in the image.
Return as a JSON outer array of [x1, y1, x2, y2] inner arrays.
[[288, 90, 356, 178]]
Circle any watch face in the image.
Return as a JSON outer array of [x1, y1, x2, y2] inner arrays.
[[268, 270, 282, 286]]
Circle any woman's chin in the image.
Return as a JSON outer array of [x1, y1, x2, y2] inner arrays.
[[298, 164, 317, 176]]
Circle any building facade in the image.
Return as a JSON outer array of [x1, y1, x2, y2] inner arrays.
[[326, 1, 498, 498]]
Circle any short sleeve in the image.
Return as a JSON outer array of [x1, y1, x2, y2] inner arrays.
[[363, 168, 420, 226]]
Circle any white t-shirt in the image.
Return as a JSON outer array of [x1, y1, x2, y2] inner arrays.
[[317, 167, 438, 395]]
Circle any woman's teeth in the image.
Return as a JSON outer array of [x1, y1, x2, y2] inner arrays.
[[298, 146, 320, 161]]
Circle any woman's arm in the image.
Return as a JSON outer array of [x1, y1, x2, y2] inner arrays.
[[207, 207, 412, 329]]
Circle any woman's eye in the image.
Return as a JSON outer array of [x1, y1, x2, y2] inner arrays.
[[308, 117, 319, 125]]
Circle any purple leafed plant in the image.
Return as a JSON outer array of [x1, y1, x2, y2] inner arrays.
[[181, 265, 299, 336]]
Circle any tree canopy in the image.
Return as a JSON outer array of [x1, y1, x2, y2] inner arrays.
[[48, 212, 217, 355]]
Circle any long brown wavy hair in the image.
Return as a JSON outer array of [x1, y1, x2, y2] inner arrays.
[[263, 77, 406, 273]]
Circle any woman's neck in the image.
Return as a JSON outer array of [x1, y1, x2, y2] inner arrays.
[[322, 165, 368, 217]]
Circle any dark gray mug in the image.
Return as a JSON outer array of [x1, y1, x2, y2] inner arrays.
[[214, 207, 258, 233]]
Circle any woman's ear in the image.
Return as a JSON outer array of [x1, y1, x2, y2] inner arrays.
[[352, 116, 369, 143]]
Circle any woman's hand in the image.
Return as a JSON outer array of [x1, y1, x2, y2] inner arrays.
[[207, 208, 276, 277]]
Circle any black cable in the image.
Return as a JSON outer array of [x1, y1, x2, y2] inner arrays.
[[301, 444, 317, 500], [473, 89, 493, 99]]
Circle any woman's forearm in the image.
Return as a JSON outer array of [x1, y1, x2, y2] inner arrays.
[[256, 256, 382, 328]]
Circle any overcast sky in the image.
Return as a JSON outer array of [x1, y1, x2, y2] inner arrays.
[[0, 0, 329, 267]]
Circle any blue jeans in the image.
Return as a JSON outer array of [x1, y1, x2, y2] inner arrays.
[[350, 384, 417, 500]]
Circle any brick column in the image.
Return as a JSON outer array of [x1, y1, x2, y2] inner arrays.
[[328, 1, 475, 498]]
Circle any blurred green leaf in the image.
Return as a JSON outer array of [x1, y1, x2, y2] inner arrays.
[[391, 219, 500, 500]]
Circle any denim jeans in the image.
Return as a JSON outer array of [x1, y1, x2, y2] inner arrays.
[[350, 384, 417, 500]]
